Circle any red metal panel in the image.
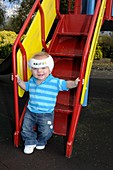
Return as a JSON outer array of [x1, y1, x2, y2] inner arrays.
[[59, 14, 92, 33], [54, 111, 70, 136], [104, 0, 113, 20], [52, 57, 79, 135]]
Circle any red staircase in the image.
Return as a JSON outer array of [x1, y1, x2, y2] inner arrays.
[[47, 13, 93, 157], [45, 0, 109, 157], [12, 0, 111, 158]]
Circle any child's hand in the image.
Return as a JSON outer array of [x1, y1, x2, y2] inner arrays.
[[11, 74, 26, 90], [67, 77, 84, 89], [11, 73, 14, 81], [15, 75, 22, 84], [74, 77, 80, 86], [82, 79, 84, 85], [74, 77, 84, 86], [11, 74, 22, 84]]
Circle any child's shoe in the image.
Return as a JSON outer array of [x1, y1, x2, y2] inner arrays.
[[36, 145, 45, 150], [24, 145, 36, 154]]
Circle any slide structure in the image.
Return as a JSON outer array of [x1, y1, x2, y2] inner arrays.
[[11, 0, 113, 158], [16, 0, 56, 97]]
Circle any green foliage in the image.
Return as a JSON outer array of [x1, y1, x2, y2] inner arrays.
[[60, 0, 75, 14], [0, 30, 25, 59], [98, 32, 113, 59], [94, 44, 103, 60], [9, 0, 35, 33], [3, 0, 70, 32], [60, 0, 68, 14], [0, 30, 18, 59]]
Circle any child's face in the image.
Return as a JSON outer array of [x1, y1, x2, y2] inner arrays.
[[31, 66, 50, 82]]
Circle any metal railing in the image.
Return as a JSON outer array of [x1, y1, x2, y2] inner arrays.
[[81, 0, 107, 104], [66, 0, 103, 157], [12, 0, 51, 146]]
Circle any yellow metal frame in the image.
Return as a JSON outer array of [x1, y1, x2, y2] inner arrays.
[[80, 0, 107, 104], [17, 0, 56, 97]]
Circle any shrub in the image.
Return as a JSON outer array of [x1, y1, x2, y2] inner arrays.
[[94, 44, 103, 60], [0, 30, 18, 59], [0, 30, 25, 59]]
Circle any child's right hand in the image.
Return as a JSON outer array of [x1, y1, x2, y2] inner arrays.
[[15, 75, 22, 84], [11, 74, 22, 84], [11, 74, 26, 90]]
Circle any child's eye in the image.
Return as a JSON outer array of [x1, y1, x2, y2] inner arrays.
[[32, 67, 37, 70], [42, 67, 46, 69]]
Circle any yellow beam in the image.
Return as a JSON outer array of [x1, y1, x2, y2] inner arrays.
[[80, 0, 107, 104], [17, 0, 56, 97]]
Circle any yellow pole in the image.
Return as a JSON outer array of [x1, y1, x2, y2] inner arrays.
[[80, 0, 107, 104]]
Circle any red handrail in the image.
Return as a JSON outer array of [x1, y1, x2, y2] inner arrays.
[[104, 0, 113, 20], [67, 0, 82, 14], [66, 0, 102, 157], [74, 0, 82, 14], [18, 41, 27, 81], [12, 0, 49, 146], [56, 0, 61, 19], [38, 2, 48, 52]]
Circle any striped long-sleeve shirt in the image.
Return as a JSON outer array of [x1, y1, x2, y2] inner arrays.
[[25, 74, 69, 114]]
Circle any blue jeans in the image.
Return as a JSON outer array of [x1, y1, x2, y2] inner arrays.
[[21, 108, 54, 146]]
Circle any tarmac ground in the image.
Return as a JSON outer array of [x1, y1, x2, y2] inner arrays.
[[0, 65, 113, 170]]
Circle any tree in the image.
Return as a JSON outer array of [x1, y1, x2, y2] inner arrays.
[[7, 0, 70, 33], [9, 0, 35, 33], [0, 1, 5, 29]]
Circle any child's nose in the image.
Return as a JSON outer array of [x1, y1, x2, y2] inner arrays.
[[37, 68, 42, 72]]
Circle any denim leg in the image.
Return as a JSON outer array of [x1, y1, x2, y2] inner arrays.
[[36, 113, 54, 146], [21, 109, 37, 145]]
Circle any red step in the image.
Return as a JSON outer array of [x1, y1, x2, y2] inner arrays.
[[48, 14, 92, 58], [50, 49, 83, 58], [50, 35, 85, 58], [57, 32, 88, 37], [54, 104, 73, 136]]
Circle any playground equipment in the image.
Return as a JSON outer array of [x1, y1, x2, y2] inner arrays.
[[12, 0, 113, 158]]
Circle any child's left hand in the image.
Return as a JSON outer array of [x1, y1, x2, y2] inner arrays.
[[75, 77, 84, 86], [74, 77, 80, 86]]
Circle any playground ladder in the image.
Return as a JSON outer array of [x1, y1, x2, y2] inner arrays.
[[47, 0, 107, 157], [48, 13, 93, 157], [12, 0, 109, 158]]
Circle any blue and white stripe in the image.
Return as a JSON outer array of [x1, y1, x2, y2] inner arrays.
[[25, 74, 68, 114]]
